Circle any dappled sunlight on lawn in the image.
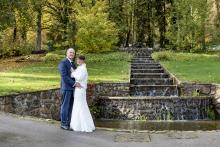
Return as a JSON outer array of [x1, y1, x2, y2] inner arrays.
[[0, 52, 131, 95], [0, 72, 60, 95]]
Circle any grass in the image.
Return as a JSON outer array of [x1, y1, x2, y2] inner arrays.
[[152, 51, 220, 84], [0, 51, 132, 96]]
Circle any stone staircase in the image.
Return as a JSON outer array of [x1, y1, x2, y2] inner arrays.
[[97, 48, 213, 120], [130, 51, 178, 97]]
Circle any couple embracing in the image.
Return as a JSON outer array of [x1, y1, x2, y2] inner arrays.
[[58, 48, 95, 132]]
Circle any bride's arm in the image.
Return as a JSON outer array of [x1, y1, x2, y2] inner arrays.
[[70, 68, 77, 78], [71, 67, 86, 81]]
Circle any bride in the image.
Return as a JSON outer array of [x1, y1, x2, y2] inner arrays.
[[70, 55, 95, 132]]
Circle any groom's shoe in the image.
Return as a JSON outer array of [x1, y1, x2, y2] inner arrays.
[[68, 128, 73, 131], [60, 125, 70, 130]]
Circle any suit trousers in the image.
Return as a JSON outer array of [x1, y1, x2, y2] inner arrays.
[[60, 90, 74, 127]]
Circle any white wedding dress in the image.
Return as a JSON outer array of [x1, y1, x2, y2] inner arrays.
[[70, 63, 95, 132]]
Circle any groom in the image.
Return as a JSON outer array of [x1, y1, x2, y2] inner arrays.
[[58, 48, 81, 130]]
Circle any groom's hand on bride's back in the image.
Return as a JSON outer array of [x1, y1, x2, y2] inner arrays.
[[75, 82, 82, 88]]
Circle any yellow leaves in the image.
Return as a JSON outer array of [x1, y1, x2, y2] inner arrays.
[[75, 1, 118, 53]]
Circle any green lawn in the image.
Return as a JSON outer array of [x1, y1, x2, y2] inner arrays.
[[0, 51, 132, 96], [152, 51, 220, 84]]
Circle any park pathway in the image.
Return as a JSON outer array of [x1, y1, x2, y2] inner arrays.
[[1, 113, 220, 147]]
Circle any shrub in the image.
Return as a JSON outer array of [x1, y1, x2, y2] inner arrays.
[[0, 42, 33, 58], [42, 53, 64, 62], [152, 51, 173, 61]]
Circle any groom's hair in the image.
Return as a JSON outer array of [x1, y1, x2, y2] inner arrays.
[[66, 48, 75, 54], [78, 55, 85, 61]]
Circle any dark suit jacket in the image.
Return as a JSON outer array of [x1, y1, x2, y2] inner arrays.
[[58, 58, 76, 91]]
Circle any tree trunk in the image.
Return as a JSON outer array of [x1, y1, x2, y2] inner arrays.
[[135, 0, 145, 45], [157, 0, 166, 48], [13, 27, 17, 42], [125, 9, 133, 47], [21, 26, 27, 41], [146, 0, 153, 47], [35, 8, 42, 51], [215, 0, 220, 27], [125, 29, 131, 47]]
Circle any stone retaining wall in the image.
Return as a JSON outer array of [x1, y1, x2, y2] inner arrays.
[[97, 96, 212, 120], [178, 83, 220, 117], [0, 83, 129, 120], [214, 85, 220, 115]]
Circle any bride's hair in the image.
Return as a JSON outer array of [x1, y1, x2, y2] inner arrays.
[[78, 55, 85, 61]]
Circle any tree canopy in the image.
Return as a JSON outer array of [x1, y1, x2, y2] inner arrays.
[[0, 0, 220, 57]]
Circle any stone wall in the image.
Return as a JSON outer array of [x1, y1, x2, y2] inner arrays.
[[211, 84, 220, 115], [0, 89, 61, 120], [97, 96, 212, 120], [178, 83, 220, 118], [0, 82, 129, 120], [178, 83, 215, 96]]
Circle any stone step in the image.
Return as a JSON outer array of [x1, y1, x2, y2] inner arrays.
[[132, 57, 153, 59], [133, 50, 151, 52], [131, 73, 169, 78], [130, 85, 178, 96], [131, 63, 161, 67], [132, 58, 154, 61], [134, 55, 151, 57], [133, 56, 153, 59], [97, 96, 212, 120], [133, 55, 152, 57], [131, 61, 160, 65], [131, 69, 165, 73], [132, 60, 154, 63], [132, 60, 155, 63], [134, 53, 151, 56], [131, 60, 156, 63], [130, 78, 174, 85], [131, 66, 162, 69], [133, 57, 153, 59], [131, 62, 160, 65], [133, 56, 153, 58]]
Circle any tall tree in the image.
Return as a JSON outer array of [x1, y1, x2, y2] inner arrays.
[[215, 0, 220, 27], [135, 0, 154, 47], [155, 0, 166, 48], [108, 0, 127, 46], [166, 0, 209, 51], [45, 0, 77, 49], [31, 0, 46, 51], [75, 0, 118, 53], [0, 1, 14, 31]]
